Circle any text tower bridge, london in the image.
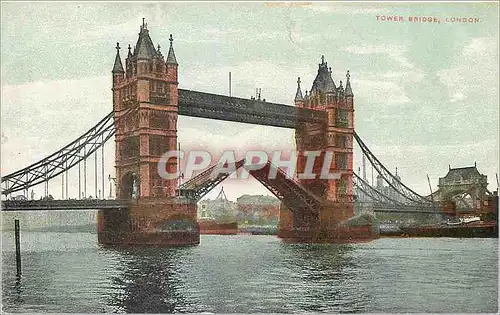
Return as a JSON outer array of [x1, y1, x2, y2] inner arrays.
[[2, 20, 451, 245]]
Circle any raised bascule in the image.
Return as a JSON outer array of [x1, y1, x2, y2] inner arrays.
[[100, 20, 374, 245], [4, 20, 493, 245]]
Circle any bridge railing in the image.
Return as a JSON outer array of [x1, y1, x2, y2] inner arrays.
[[1, 199, 129, 211]]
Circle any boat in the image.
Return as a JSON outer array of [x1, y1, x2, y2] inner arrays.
[[398, 193, 498, 238], [399, 221, 497, 238], [238, 225, 278, 235], [199, 219, 238, 235], [446, 216, 480, 226]]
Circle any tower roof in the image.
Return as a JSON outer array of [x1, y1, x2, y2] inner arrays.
[[112, 42, 125, 73], [345, 70, 353, 97], [134, 19, 158, 60], [166, 34, 178, 65], [442, 166, 482, 182], [295, 77, 304, 102], [311, 55, 336, 94]]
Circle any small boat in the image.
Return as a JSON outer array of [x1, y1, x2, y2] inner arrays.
[[447, 216, 481, 226]]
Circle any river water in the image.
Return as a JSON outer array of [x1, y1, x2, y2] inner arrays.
[[1, 233, 498, 313]]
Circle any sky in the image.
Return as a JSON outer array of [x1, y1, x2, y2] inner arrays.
[[1, 2, 499, 201]]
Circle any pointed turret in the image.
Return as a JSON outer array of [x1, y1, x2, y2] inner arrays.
[[304, 90, 310, 108], [345, 70, 353, 97], [112, 42, 125, 73], [134, 18, 157, 60], [310, 55, 336, 95], [157, 44, 164, 60], [337, 80, 345, 99], [166, 34, 178, 65], [127, 44, 132, 58], [295, 77, 304, 102]]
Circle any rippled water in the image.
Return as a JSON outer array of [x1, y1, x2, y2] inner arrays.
[[2, 233, 498, 313]]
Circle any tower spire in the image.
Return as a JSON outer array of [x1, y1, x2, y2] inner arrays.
[[345, 70, 354, 97], [295, 77, 304, 101], [166, 34, 178, 65], [337, 80, 345, 99], [311, 55, 336, 94], [157, 43, 164, 59], [112, 42, 125, 73]]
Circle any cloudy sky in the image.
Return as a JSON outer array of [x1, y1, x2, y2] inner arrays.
[[1, 2, 498, 201]]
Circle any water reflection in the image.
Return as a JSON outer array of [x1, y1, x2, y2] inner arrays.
[[9, 275, 25, 308], [106, 247, 194, 313], [278, 243, 369, 313], [2, 233, 496, 313]]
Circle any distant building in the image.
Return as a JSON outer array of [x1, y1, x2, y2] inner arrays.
[[437, 164, 490, 208], [198, 199, 237, 221], [197, 187, 237, 221], [236, 195, 280, 225], [373, 171, 407, 204]]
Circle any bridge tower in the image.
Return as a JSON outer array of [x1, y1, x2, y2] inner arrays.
[[438, 164, 490, 209], [98, 20, 199, 246], [279, 57, 372, 242]]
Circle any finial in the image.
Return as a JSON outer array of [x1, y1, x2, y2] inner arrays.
[[128, 44, 131, 51], [305, 90, 308, 96], [321, 55, 325, 64], [329, 67, 332, 74], [345, 70, 353, 97], [112, 43, 125, 73], [166, 34, 178, 64], [339, 80, 343, 87], [295, 77, 304, 102], [142, 18, 145, 27], [157, 44, 161, 52]]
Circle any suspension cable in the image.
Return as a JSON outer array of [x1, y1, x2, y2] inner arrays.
[[2, 107, 137, 195], [353, 131, 434, 205]]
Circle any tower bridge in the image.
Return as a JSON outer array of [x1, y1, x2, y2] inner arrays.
[[2, 19, 479, 245]]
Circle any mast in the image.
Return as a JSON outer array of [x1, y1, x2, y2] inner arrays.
[[427, 174, 434, 202]]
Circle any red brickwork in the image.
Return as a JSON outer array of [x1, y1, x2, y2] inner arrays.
[[100, 23, 199, 246], [278, 61, 368, 243]]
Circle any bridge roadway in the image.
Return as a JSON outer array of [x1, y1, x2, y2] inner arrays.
[[178, 89, 326, 128], [356, 202, 441, 214], [1, 199, 441, 214], [1, 199, 129, 211]]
